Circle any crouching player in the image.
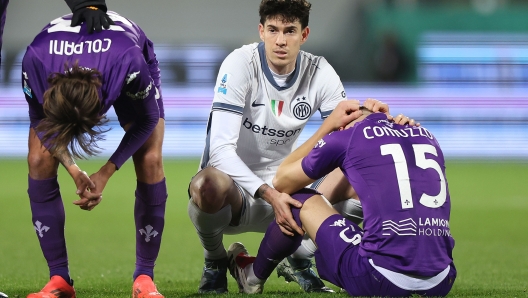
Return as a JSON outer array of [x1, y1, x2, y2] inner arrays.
[[227, 101, 456, 296], [23, 11, 166, 298]]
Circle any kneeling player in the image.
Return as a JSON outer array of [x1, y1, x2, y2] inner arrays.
[[227, 102, 456, 296]]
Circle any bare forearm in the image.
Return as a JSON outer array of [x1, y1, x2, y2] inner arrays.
[[56, 148, 77, 170], [256, 184, 275, 204]]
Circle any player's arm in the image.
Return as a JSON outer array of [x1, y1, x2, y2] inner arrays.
[[274, 101, 358, 193], [65, 0, 114, 33], [108, 51, 160, 171], [22, 49, 97, 200], [74, 50, 159, 210], [207, 49, 268, 197]]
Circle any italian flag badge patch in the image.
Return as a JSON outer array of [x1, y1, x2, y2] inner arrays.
[[271, 100, 284, 117]]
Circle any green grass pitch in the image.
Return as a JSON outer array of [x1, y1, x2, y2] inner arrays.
[[0, 159, 527, 297]]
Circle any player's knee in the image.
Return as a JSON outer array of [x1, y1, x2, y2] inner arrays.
[[291, 188, 321, 205], [27, 151, 57, 179], [189, 174, 228, 213], [139, 149, 162, 167]]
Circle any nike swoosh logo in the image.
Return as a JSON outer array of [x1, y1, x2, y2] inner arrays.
[[252, 100, 265, 107]]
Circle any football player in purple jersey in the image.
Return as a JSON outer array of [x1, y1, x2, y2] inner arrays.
[[227, 101, 456, 296], [1, 0, 112, 68], [23, 11, 165, 298], [0, 0, 7, 66]]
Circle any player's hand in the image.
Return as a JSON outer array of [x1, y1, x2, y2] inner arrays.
[[259, 185, 304, 236], [271, 192, 305, 236], [71, 169, 100, 203], [71, 6, 115, 34], [363, 98, 390, 114], [391, 113, 420, 126], [325, 100, 362, 131], [73, 162, 115, 211], [73, 170, 107, 211]]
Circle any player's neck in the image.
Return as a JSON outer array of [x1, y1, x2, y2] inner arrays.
[[267, 61, 295, 76]]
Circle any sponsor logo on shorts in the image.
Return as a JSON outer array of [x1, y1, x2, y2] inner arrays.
[[330, 218, 346, 227], [339, 225, 362, 245]]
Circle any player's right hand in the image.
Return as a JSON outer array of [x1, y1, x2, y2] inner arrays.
[[72, 170, 101, 210], [270, 192, 305, 237], [71, 6, 114, 33]]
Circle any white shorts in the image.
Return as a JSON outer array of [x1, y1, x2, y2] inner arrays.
[[223, 182, 276, 235]]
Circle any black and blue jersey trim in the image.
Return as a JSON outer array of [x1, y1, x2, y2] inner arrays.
[[258, 42, 301, 91], [320, 109, 333, 119], [211, 102, 244, 115]]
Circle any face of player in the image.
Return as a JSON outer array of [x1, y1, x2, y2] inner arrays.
[[259, 17, 310, 75]]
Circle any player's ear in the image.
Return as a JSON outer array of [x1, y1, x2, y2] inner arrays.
[[301, 26, 310, 44], [258, 23, 265, 42]]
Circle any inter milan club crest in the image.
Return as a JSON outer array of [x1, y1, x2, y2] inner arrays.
[[293, 96, 312, 120]]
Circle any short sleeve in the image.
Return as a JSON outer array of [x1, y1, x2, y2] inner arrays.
[[301, 130, 349, 180], [314, 58, 347, 119]]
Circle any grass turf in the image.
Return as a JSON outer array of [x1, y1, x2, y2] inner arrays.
[[0, 159, 527, 297]]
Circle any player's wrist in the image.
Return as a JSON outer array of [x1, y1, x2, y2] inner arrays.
[[100, 161, 117, 178]]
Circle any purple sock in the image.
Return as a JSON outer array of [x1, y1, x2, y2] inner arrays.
[[28, 175, 71, 285], [253, 188, 319, 280], [133, 178, 167, 281]]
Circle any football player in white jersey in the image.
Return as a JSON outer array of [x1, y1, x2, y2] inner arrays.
[[187, 0, 410, 294]]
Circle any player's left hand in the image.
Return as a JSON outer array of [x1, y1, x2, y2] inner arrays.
[[363, 98, 390, 114], [71, 6, 115, 34], [73, 170, 107, 211], [392, 114, 420, 126], [325, 100, 362, 132]]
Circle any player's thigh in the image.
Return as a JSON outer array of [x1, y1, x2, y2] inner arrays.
[[224, 186, 275, 234], [311, 214, 366, 292], [315, 168, 358, 203], [27, 127, 59, 179], [299, 195, 339, 242], [125, 119, 165, 183]]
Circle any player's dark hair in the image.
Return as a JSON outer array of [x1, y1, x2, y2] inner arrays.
[[35, 62, 109, 159], [259, 0, 312, 29], [359, 106, 372, 114]]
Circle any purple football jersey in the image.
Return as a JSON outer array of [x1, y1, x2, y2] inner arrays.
[[22, 12, 162, 168], [0, 0, 8, 64], [302, 113, 454, 276]]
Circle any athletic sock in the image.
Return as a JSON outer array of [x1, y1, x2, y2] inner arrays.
[[133, 178, 167, 281], [245, 263, 265, 286], [187, 200, 231, 260], [28, 175, 71, 285]]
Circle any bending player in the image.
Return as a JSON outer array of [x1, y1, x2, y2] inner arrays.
[[23, 11, 165, 298], [228, 102, 456, 296]]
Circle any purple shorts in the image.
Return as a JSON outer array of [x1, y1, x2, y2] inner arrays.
[[315, 214, 456, 297]]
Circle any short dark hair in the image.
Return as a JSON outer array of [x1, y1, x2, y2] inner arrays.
[[259, 0, 312, 29], [36, 62, 109, 159]]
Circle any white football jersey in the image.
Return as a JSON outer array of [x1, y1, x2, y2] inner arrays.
[[200, 42, 347, 196]]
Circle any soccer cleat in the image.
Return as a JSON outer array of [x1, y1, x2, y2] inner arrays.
[[26, 275, 76, 298], [198, 257, 228, 294], [227, 242, 263, 294], [132, 275, 164, 298], [277, 256, 334, 293]]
